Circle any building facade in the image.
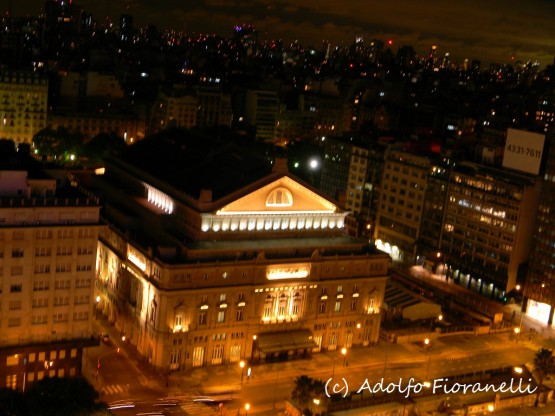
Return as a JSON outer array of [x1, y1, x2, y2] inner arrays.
[[0, 149, 101, 391], [374, 150, 430, 262], [523, 131, 555, 323], [441, 162, 541, 299], [90, 134, 389, 371], [0, 71, 48, 144]]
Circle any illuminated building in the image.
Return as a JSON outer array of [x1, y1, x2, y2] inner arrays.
[[441, 162, 541, 299], [374, 150, 430, 262], [321, 135, 386, 238], [523, 131, 555, 324], [149, 86, 198, 133], [47, 110, 145, 143], [89, 133, 388, 370], [0, 71, 48, 144], [0, 145, 101, 390], [195, 86, 233, 129]]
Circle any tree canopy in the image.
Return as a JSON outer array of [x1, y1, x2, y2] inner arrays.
[[0, 376, 110, 416]]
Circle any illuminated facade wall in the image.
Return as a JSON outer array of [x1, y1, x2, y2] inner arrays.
[[0, 173, 101, 390], [95, 233, 388, 370]]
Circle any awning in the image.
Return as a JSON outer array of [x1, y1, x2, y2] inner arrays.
[[257, 329, 317, 354]]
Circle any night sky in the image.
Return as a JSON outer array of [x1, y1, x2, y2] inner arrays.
[[12, 0, 555, 67]]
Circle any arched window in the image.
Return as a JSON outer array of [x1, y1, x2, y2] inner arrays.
[[266, 187, 293, 207]]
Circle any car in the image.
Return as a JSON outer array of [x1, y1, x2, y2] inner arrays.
[[101, 333, 110, 344]]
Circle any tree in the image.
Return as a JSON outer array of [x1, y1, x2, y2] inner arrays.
[[24, 376, 107, 416], [292, 375, 313, 409], [32, 127, 83, 162], [533, 347, 554, 407], [291, 375, 328, 415], [84, 132, 126, 163]]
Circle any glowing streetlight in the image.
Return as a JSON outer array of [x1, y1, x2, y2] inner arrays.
[[245, 403, 250, 415], [341, 347, 348, 366], [95, 296, 100, 319], [239, 360, 245, 387]]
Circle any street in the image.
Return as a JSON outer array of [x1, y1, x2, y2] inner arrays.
[[85, 316, 550, 415]]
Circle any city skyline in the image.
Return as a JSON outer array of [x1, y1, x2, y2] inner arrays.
[[11, 0, 555, 68]]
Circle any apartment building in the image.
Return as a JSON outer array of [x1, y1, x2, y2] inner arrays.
[[441, 162, 541, 299], [0, 146, 101, 391], [523, 131, 555, 324], [374, 150, 430, 262], [0, 71, 48, 144]]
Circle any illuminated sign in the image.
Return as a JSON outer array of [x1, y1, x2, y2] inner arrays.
[[266, 264, 310, 280]]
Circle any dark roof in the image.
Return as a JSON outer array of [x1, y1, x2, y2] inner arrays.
[[119, 130, 273, 200]]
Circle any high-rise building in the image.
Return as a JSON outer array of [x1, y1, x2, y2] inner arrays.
[[0, 144, 101, 390], [523, 131, 555, 323], [244, 89, 279, 143], [441, 162, 541, 299], [87, 132, 388, 371], [374, 150, 430, 262]]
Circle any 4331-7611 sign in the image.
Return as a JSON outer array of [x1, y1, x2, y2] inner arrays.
[[502, 128, 545, 175], [505, 144, 542, 158]]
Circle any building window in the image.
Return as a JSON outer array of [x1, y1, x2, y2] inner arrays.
[[335, 301, 342, 312], [11, 248, 24, 258], [35, 247, 51, 257], [33, 281, 49, 291], [350, 300, 358, 311], [34, 264, 50, 274], [319, 301, 327, 314], [217, 310, 225, 323], [236, 308, 244, 321], [263, 296, 274, 319], [10, 284, 22, 293], [57, 247, 72, 256], [198, 311, 207, 325]]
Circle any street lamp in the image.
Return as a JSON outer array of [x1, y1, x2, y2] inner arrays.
[[239, 360, 245, 387], [514, 327, 521, 343], [341, 347, 347, 366], [245, 403, 250, 416], [95, 296, 100, 319]]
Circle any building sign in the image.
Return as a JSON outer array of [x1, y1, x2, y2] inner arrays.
[[266, 264, 310, 280], [502, 128, 545, 175]]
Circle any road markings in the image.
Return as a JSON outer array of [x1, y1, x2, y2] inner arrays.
[[101, 384, 125, 395]]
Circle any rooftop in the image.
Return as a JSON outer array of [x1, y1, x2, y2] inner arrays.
[[116, 129, 273, 201]]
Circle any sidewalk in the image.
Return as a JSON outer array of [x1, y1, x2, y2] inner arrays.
[[166, 340, 426, 394]]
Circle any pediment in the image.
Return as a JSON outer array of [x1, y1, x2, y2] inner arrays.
[[216, 177, 339, 215]]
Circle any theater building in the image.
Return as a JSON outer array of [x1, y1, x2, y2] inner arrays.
[[90, 133, 389, 371]]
